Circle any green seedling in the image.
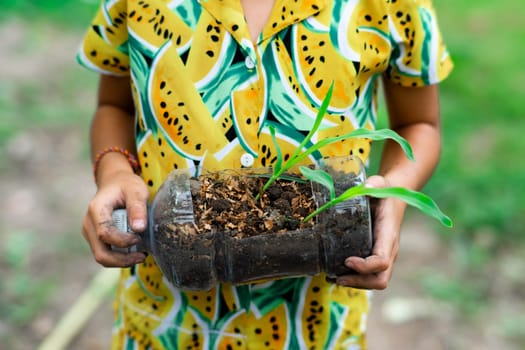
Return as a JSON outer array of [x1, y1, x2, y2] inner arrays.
[[256, 84, 412, 197], [259, 83, 453, 227], [300, 165, 452, 227]]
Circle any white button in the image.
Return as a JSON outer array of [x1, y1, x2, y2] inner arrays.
[[240, 153, 255, 167], [245, 56, 256, 70]]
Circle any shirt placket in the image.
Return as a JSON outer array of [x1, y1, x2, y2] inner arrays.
[[198, 0, 326, 166]]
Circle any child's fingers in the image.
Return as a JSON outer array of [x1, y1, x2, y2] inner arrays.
[[337, 255, 392, 289], [82, 213, 146, 267], [345, 255, 390, 275], [86, 197, 135, 248], [338, 253, 394, 289], [335, 269, 391, 290]]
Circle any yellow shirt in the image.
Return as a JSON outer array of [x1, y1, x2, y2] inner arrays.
[[78, 0, 452, 348]]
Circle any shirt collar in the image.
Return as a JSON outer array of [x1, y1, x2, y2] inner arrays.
[[199, 0, 327, 45]]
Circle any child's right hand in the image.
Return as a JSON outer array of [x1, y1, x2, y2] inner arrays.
[[82, 170, 149, 267]]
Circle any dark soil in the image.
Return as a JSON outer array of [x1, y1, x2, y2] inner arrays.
[[152, 170, 372, 290], [191, 172, 317, 237]]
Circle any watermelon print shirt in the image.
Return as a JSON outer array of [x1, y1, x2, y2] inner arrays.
[[78, 0, 452, 349]]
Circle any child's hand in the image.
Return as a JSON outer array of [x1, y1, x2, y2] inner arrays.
[[335, 175, 403, 290], [82, 170, 149, 267]]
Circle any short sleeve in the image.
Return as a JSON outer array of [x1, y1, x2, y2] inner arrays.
[[76, 0, 130, 76], [386, 0, 453, 87]]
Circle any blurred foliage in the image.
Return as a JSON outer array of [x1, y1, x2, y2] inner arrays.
[[430, 0, 525, 242], [0, 2, 97, 330], [0, 71, 97, 153], [421, 0, 525, 322], [1, 0, 99, 28], [0, 231, 56, 325]]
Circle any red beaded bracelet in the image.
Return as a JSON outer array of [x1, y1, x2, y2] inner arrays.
[[93, 146, 141, 181]]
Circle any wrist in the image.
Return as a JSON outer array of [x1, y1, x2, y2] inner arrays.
[[93, 147, 140, 185]]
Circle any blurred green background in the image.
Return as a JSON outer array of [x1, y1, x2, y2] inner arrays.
[[0, 0, 524, 349]]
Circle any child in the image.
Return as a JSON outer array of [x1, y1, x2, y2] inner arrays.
[[79, 0, 452, 348]]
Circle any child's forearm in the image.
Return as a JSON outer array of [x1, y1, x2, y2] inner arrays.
[[91, 105, 137, 185], [379, 122, 441, 191], [90, 75, 137, 185], [380, 79, 442, 191]]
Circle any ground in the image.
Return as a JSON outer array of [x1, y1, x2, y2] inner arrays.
[[0, 19, 523, 350]]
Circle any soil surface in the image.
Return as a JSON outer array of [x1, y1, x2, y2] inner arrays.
[[187, 173, 317, 237], [1, 19, 523, 350]]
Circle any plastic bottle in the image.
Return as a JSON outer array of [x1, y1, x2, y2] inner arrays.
[[113, 156, 372, 291]]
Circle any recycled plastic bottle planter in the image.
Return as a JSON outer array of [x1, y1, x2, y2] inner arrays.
[[113, 156, 372, 291]]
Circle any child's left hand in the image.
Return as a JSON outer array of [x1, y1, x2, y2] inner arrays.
[[335, 175, 404, 290]]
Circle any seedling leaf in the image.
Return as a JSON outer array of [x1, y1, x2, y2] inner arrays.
[[299, 128, 414, 163], [291, 81, 335, 162], [269, 125, 282, 173], [304, 184, 453, 227], [299, 166, 336, 200]]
